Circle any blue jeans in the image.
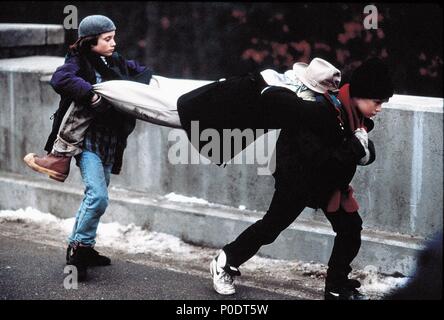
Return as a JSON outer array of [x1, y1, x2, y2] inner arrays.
[[68, 150, 113, 246]]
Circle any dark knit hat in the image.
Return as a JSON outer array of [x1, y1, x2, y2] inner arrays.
[[78, 15, 116, 38], [350, 58, 394, 99]]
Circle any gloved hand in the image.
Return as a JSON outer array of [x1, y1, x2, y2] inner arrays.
[[90, 93, 111, 113], [354, 127, 368, 147], [354, 128, 370, 165]]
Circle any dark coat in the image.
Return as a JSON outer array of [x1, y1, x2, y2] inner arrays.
[[267, 88, 375, 209], [45, 51, 152, 174]]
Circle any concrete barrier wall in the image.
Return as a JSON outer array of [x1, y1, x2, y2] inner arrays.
[[1, 56, 442, 237], [0, 23, 65, 58], [0, 55, 443, 275]]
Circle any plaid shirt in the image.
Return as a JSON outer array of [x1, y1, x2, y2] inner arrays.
[[82, 65, 119, 166], [83, 125, 119, 166]]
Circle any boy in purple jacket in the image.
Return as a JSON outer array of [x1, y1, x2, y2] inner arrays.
[[24, 15, 152, 281], [24, 15, 151, 182]]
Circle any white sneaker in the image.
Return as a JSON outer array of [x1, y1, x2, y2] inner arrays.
[[210, 251, 237, 295]]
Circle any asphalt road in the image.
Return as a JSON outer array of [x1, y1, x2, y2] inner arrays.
[[0, 235, 300, 300]]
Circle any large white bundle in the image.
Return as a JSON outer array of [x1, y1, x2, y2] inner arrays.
[[92, 76, 212, 128]]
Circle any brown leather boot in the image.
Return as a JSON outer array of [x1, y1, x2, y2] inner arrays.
[[23, 153, 71, 182]]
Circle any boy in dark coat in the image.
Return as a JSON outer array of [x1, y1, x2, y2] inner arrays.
[[199, 58, 394, 299]]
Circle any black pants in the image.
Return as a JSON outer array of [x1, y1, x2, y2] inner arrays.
[[222, 186, 363, 285]]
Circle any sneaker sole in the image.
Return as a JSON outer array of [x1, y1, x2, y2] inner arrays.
[[210, 260, 235, 295], [23, 153, 67, 182]]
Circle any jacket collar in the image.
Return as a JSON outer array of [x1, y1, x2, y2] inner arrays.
[[338, 84, 364, 131]]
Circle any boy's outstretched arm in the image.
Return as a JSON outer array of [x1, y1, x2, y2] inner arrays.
[[126, 59, 153, 84], [125, 58, 149, 75]]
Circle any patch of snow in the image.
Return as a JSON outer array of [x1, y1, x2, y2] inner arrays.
[[95, 222, 193, 255], [109, 186, 131, 192], [0, 207, 195, 256], [164, 192, 209, 205], [0, 207, 59, 224], [352, 266, 410, 294], [163, 193, 254, 212]]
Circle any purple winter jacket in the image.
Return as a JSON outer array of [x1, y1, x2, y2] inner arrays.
[[50, 52, 149, 104], [46, 51, 152, 174]]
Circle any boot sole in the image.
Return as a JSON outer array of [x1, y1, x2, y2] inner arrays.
[[23, 153, 67, 182]]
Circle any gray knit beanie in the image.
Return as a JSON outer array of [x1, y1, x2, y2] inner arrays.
[[78, 15, 116, 38]]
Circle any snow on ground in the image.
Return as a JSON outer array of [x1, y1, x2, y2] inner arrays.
[[0, 207, 410, 297], [163, 193, 254, 212], [164, 192, 210, 205]]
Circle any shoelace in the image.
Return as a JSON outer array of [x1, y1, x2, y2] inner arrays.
[[216, 265, 233, 284], [221, 272, 233, 284]]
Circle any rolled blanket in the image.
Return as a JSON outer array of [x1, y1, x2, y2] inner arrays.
[[92, 76, 211, 129]]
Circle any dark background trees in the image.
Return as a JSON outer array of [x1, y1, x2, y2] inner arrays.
[[1, 2, 442, 97]]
